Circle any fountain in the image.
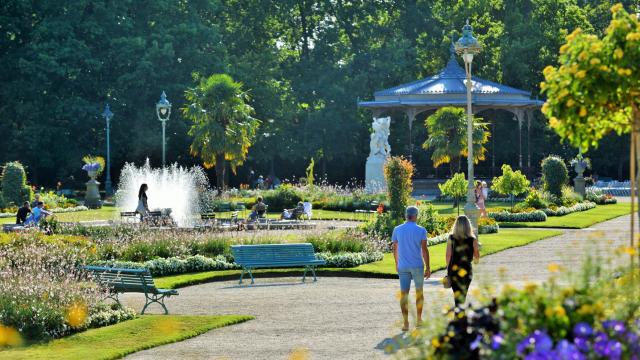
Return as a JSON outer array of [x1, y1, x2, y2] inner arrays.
[[115, 159, 209, 227]]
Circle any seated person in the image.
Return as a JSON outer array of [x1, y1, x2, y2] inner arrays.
[[248, 196, 267, 221], [280, 202, 305, 220], [24, 201, 52, 226], [16, 201, 31, 225]]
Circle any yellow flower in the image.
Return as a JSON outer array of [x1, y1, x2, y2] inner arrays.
[[577, 304, 592, 315], [0, 325, 23, 347], [65, 302, 88, 328], [540, 81, 546, 89], [590, 42, 602, 52], [544, 307, 554, 318], [524, 282, 538, 294], [559, 44, 569, 54], [617, 68, 631, 76], [432, 338, 441, 348], [576, 70, 586, 78], [589, 58, 601, 65], [579, 107, 587, 117], [541, 103, 549, 114], [599, 65, 610, 72], [549, 117, 559, 128], [555, 306, 566, 317], [547, 263, 561, 273], [566, 28, 582, 42], [614, 48, 624, 59], [543, 65, 555, 77], [578, 51, 588, 61], [627, 32, 640, 41]]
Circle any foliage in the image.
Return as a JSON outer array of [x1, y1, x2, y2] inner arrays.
[[569, 153, 591, 171], [541, 3, 640, 151], [362, 213, 402, 242], [438, 173, 467, 215], [561, 184, 583, 206], [82, 155, 105, 176], [306, 230, 373, 253], [183, 73, 260, 192], [416, 203, 450, 237], [384, 156, 414, 221], [586, 187, 618, 205], [543, 201, 596, 216], [94, 255, 237, 277], [541, 155, 569, 198], [316, 251, 384, 268], [261, 184, 303, 212], [478, 217, 499, 234], [524, 188, 551, 209], [1, 161, 32, 207], [489, 210, 548, 222], [491, 164, 531, 209], [422, 107, 491, 175], [305, 158, 315, 187]]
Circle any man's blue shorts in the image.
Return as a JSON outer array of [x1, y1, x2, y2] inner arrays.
[[398, 267, 425, 292]]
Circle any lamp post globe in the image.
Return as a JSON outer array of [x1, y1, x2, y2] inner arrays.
[[102, 104, 114, 196], [156, 91, 172, 167], [455, 20, 482, 236]]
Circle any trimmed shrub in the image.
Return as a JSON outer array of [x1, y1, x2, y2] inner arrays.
[[489, 210, 547, 222], [438, 173, 467, 215], [316, 251, 383, 267], [93, 255, 237, 277], [384, 156, 414, 221], [541, 155, 568, 198], [417, 203, 449, 237], [543, 201, 596, 216], [261, 184, 303, 212], [1, 161, 33, 206]]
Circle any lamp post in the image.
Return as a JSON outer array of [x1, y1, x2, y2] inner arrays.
[[455, 20, 482, 234], [101, 104, 114, 196], [156, 91, 172, 167]]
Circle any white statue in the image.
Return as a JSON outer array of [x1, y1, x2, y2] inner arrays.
[[369, 116, 391, 158]]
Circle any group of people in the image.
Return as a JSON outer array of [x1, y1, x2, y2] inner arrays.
[[392, 205, 479, 331], [15, 194, 53, 226]]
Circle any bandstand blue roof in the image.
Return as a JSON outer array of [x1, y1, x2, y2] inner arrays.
[[358, 54, 543, 112]]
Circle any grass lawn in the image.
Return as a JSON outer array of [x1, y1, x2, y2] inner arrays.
[[0, 315, 252, 360], [154, 228, 562, 288], [0, 206, 118, 225], [499, 203, 632, 229]]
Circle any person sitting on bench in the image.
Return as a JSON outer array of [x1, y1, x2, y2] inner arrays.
[[281, 202, 304, 220], [16, 201, 31, 225], [24, 201, 52, 226], [248, 196, 267, 221]]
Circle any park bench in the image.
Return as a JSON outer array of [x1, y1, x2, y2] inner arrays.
[[231, 243, 326, 284], [120, 211, 138, 223], [2, 223, 24, 232], [84, 265, 178, 314]]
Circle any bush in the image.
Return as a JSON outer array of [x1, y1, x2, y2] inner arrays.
[[362, 213, 402, 240], [541, 155, 568, 198], [93, 255, 238, 277], [489, 210, 547, 222], [307, 231, 370, 253], [524, 188, 550, 209], [561, 185, 582, 206], [543, 201, 596, 216], [1, 161, 33, 207], [316, 251, 384, 267], [585, 188, 618, 205], [261, 184, 303, 212], [416, 203, 449, 237], [384, 156, 413, 221]]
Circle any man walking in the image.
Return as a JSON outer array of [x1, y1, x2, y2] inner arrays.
[[392, 206, 430, 331]]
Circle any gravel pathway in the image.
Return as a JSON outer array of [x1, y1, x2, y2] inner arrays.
[[122, 214, 634, 360]]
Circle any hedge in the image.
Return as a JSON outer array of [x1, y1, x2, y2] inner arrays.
[[543, 201, 596, 216], [489, 210, 547, 222]]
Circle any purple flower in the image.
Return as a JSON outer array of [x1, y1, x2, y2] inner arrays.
[[573, 337, 590, 353], [470, 335, 482, 350], [525, 351, 557, 360], [606, 340, 623, 360], [82, 163, 100, 172], [555, 340, 586, 360], [491, 333, 504, 350], [573, 322, 593, 338], [594, 331, 609, 343], [603, 320, 626, 335], [518, 330, 553, 355]]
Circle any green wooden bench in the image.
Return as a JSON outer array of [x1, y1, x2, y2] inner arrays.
[[231, 243, 326, 284], [84, 265, 178, 314]]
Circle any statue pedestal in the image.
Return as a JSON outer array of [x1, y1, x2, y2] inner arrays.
[[574, 176, 586, 198], [85, 177, 102, 209], [365, 155, 387, 193]]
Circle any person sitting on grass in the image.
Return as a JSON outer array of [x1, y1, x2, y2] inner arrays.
[[24, 201, 52, 226], [16, 201, 31, 225], [248, 196, 267, 221]]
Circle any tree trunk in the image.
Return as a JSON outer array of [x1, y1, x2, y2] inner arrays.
[[215, 153, 225, 196], [633, 104, 640, 263]]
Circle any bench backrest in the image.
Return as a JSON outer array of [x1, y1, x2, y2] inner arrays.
[[84, 265, 156, 293], [120, 212, 137, 217], [231, 243, 317, 265], [201, 213, 216, 220]]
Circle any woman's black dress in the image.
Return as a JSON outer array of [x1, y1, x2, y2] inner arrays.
[[447, 235, 475, 306]]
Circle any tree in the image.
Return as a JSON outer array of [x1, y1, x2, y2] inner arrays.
[[491, 164, 530, 209], [1, 162, 33, 206], [438, 173, 467, 215], [384, 156, 414, 221], [182, 74, 260, 193], [541, 3, 640, 218], [423, 107, 491, 176]]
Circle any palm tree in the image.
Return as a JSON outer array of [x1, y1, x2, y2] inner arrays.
[[422, 107, 490, 176], [182, 74, 260, 194]]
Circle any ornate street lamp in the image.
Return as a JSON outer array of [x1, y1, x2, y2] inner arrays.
[[455, 20, 482, 234], [101, 104, 114, 196], [156, 91, 172, 167]]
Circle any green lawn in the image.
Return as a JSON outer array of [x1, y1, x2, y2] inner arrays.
[[0, 315, 252, 360], [0, 206, 118, 225], [499, 203, 632, 229], [154, 229, 562, 288]]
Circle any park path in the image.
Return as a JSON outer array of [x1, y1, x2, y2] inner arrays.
[[122, 214, 634, 360]]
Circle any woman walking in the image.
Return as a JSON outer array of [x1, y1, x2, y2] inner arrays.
[[446, 215, 480, 306], [475, 181, 487, 218], [136, 183, 150, 221]]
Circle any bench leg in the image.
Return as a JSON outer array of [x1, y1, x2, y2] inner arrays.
[[311, 266, 318, 282], [142, 293, 170, 315], [302, 267, 308, 282], [239, 268, 245, 284], [247, 268, 255, 284]]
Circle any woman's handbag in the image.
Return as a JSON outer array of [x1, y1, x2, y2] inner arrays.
[[442, 275, 451, 288]]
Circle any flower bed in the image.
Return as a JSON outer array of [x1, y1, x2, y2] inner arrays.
[[489, 210, 547, 222], [543, 201, 596, 216]]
